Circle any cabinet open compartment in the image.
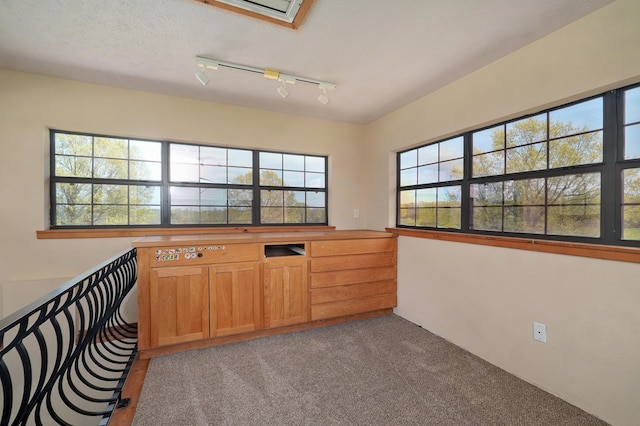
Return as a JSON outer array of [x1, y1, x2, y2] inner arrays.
[[264, 243, 306, 257]]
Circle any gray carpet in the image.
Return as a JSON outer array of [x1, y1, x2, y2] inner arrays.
[[132, 315, 607, 425]]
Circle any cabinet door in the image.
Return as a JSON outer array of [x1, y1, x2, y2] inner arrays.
[[264, 257, 308, 329], [149, 266, 209, 348], [209, 262, 261, 337]]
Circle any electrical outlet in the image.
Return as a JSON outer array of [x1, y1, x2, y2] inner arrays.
[[354, 209, 360, 219], [533, 322, 547, 343]]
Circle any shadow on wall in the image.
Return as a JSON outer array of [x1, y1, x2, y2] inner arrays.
[[1, 278, 71, 319], [1, 278, 140, 321]]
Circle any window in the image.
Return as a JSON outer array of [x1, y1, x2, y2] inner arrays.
[[472, 98, 603, 177], [50, 131, 328, 228], [622, 86, 640, 240], [398, 137, 463, 229], [258, 152, 327, 224], [471, 173, 601, 237], [397, 83, 640, 247], [168, 144, 254, 225]]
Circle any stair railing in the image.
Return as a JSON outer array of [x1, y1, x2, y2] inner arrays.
[[0, 248, 137, 425]]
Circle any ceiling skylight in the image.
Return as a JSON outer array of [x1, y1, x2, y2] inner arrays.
[[208, 0, 307, 25]]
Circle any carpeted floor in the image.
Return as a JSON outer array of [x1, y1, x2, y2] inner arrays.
[[132, 315, 607, 425]]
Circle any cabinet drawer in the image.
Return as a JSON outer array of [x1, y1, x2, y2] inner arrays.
[[311, 280, 396, 305], [310, 266, 396, 288], [148, 243, 260, 267], [310, 238, 396, 257], [310, 252, 396, 273], [311, 293, 397, 321]]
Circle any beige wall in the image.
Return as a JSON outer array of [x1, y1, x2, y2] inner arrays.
[[365, 0, 640, 424], [397, 238, 640, 426], [0, 70, 366, 318], [2, 0, 640, 423]]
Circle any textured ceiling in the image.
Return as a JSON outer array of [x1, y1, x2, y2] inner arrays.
[[0, 0, 613, 124]]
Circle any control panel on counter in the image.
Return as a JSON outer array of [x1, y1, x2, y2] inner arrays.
[[155, 245, 225, 261], [148, 243, 260, 267]]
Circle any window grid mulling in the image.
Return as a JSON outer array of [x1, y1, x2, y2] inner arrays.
[[50, 131, 328, 228], [398, 136, 463, 229], [621, 86, 640, 240], [258, 151, 327, 225], [397, 83, 640, 247]]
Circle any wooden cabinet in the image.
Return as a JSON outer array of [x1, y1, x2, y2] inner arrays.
[[209, 262, 261, 337], [263, 256, 308, 329], [148, 261, 261, 347], [309, 237, 397, 321], [134, 230, 397, 358], [149, 266, 209, 348]]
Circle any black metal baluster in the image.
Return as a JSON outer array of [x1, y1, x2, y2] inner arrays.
[[0, 248, 138, 425]]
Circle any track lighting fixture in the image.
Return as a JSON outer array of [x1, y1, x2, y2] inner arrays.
[[195, 56, 336, 105], [195, 59, 219, 86], [277, 82, 290, 98], [317, 83, 335, 105], [317, 87, 329, 105], [195, 65, 210, 86], [276, 74, 295, 99]]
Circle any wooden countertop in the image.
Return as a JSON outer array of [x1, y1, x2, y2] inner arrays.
[[132, 229, 395, 248]]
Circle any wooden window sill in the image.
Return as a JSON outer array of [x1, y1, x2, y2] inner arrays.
[[386, 228, 640, 264], [37, 226, 336, 240]]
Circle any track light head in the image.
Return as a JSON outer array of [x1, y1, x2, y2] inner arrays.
[[277, 84, 290, 99], [195, 66, 210, 85], [276, 75, 295, 99], [194, 57, 220, 86], [317, 83, 335, 105], [318, 90, 329, 105]]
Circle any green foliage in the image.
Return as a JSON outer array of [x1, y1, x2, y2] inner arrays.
[[53, 133, 326, 227], [623, 169, 640, 239], [259, 170, 306, 224], [623, 227, 640, 240], [399, 187, 461, 229], [471, 118, 603, 237], [54, 134, 160, 226], [170, 169, 322, 225]]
